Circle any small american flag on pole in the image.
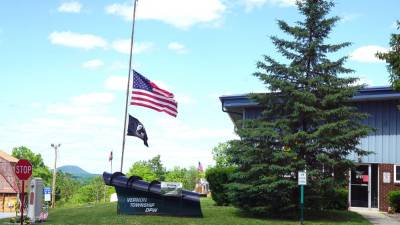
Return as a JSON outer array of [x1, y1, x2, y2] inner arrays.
[[131, 70, 178, 117], [108, 151, 113, 162], [198, 161, 204, 173]]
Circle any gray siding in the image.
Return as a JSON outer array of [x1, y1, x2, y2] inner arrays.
[[245, 108, 263, 120], [245, 101, 400, 164], [356, 100, 400, 164]]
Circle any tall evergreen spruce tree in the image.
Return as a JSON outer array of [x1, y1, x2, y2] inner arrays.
[[227, 0, 372, 215]]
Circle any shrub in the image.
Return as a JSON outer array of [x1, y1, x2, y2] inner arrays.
[[326, 188, 348, 210], [388, 190, 400, 212], [205, 167, 235, 206], [307, 187, 348, 210]]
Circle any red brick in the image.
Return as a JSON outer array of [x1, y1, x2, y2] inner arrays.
[[378, 164, 400, 211]]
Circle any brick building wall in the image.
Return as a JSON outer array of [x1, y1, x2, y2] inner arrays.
[[378, 164, 400, 211]]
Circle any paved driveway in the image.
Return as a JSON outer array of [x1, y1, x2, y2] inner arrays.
[[351, 208, 400, 225], [387, 213, 400, 223], [0, 212, 14, 219]]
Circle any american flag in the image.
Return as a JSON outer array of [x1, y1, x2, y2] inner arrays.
[[131, 70, 178, 117], [108, 151, 113, 162], [198, 161, 204, 173]]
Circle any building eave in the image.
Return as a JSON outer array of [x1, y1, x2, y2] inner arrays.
[[220, 86, 400, 125], [220, 86, 400, 109]]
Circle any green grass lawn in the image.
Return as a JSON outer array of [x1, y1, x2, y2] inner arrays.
[[1, 198, 370, 225]]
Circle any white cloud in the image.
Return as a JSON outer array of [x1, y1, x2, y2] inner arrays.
[[244, 0, 296, 11], [58, 1, 82, 13], [47, 103, 92, 115], [350, 76, 373, 87], [175, 94, 196, 105], [154, 118, 236, 140], [244, 0, 267, 10], [47, 92, 115, 115], [110, 61, 140, 71], [49, 31, 107, 50], [340, 13, 361, 23], [110, 61, 128, 70], [111, 39, 154, 54], [105, 0, 226, 29], [82, 59, 104, 70], [32, 118, 66, 127], [75, 116, 118, 125], [6, 114, 121, 172], [71, 92, 115, 105], [349, 45, 388, 63], [104, 76, 128, 91], [30, 102, 42, 109], [1, 89, 235, 173], [168, 42, 187, 54], [357, 77, 373, 86]]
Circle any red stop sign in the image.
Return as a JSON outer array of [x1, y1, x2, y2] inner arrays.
[[15, 159, 32, 180]]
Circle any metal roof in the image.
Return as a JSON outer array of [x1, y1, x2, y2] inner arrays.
[[220, 86, 400, 109], [219, 87, 400, 164]]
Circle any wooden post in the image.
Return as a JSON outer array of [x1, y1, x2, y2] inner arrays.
[[2, 193, 4, 212]]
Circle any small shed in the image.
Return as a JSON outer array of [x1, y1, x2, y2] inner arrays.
[[0, 150, 20, 212]]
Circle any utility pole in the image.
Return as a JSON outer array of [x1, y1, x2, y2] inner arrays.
[[50, 143, 61, 208]]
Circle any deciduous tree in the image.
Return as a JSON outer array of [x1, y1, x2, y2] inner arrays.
[[376, 21, 400, 90], [212, 142, 234, 168], [12, 146, 52, 185]]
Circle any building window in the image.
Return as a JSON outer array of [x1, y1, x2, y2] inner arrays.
[[394, 165, 400, 183]]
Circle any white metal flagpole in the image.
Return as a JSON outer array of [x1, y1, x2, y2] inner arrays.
[[120, 0, 139, 172]]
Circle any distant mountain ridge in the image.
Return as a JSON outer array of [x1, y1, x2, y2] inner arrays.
[[58, 165, 98, 179]]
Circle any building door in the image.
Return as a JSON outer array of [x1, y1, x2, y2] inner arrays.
[[350, 165, 369, 207], [371, 164, 378, 208]]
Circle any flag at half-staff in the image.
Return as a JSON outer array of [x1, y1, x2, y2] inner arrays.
[[109, 151, 113, 162], [127, 115, 149, 147], [198, 162, 204, 173], [131, 70, 178, 117], [108, 151, 113, 173]]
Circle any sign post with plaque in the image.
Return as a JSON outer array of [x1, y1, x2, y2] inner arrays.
[[298, 171, 307, 225], [161, 182, 182, 197], [44, 187, 51, 202]]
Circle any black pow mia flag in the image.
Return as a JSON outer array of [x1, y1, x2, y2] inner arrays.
[[127, 115, 149, 147]]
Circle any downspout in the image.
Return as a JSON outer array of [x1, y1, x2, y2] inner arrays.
[[221, 105, 243, 116], [221, 102, 245, 129]]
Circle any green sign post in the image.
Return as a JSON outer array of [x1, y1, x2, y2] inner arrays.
[[300, 185, 304, 225], [298, 171, 307, 225]]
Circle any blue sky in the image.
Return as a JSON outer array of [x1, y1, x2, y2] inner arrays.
[[0, 0, 398, 173]]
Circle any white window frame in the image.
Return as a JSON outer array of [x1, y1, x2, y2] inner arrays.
[[393, 165, 400, 183]]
